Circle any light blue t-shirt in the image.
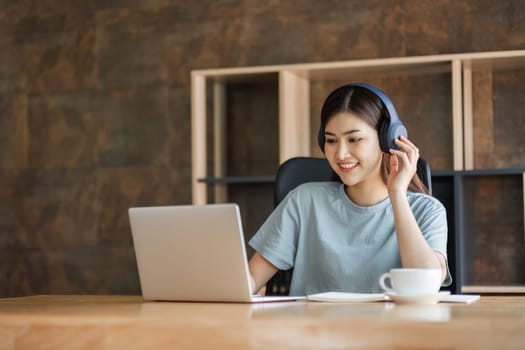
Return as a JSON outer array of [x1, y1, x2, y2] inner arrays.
[[249, 182, 452, 296]]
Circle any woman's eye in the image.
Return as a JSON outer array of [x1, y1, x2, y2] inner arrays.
[[349, 138, 362, 143], [325, 139, 337, 144]]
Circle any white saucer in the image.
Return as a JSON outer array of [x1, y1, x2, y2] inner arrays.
[[386, 291, 451, 304]]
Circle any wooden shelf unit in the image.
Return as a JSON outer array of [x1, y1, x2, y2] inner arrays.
[[191, 50, 525, 293]]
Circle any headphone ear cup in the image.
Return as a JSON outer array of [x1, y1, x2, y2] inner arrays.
[[383, 120, 407, 152]]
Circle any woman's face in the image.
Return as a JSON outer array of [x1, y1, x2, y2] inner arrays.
[[324, 112, 384, 188]]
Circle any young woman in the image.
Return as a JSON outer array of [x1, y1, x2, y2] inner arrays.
[[248, 83, 451, 295]]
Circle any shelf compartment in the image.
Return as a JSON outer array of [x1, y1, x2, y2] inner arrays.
[[458, 171, 525, 293], [463, 56, 525, 170]]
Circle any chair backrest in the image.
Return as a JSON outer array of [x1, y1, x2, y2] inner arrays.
[[274, 157, 334, 206], [266, 156, 432, 295]]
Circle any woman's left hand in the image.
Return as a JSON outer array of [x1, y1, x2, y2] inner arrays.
[[387, 136, 419, 195]]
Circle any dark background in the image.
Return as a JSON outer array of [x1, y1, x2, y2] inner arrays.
[[1, 0, 524, 297]]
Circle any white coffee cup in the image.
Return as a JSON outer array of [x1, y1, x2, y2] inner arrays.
[[379, 268, 442, 295]]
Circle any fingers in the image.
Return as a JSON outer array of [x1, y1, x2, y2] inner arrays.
[[389, 153, 399, 172], [387, 136, 419, 193], [389, 150, 412, 175], [389, 136, 419, 172]]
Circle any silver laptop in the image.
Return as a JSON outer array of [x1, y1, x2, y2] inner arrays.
[[128, 203, 304, 303]]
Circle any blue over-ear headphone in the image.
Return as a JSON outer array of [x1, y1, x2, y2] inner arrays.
[[317, 82, 408, 153]]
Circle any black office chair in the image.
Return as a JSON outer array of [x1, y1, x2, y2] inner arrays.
[[266, 156, 432, 296]]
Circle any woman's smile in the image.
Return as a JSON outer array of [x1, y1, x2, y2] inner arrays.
[[338, 161, 358, 172]]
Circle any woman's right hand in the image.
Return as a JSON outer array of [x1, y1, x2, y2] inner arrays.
[[387, 136, 419, 196]]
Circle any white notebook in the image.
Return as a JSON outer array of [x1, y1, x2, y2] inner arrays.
[[307, 291, 480, 304], [307, 292, 386, 303]]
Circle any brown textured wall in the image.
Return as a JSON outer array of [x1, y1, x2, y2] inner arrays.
[[1, 0, 524, 297]]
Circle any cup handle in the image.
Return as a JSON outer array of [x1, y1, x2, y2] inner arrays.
[[379, 272, 394, 293]]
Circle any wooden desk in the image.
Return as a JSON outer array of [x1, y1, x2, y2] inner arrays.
[[1, 295, 524, 349]]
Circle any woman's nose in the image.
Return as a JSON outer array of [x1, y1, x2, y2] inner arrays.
[[336, 143, 350, 159]]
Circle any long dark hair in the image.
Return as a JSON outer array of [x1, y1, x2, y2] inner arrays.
[[319, 84, 428, 194]]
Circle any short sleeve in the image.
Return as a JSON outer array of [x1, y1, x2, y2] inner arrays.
[[248, 190, 301, 270]]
